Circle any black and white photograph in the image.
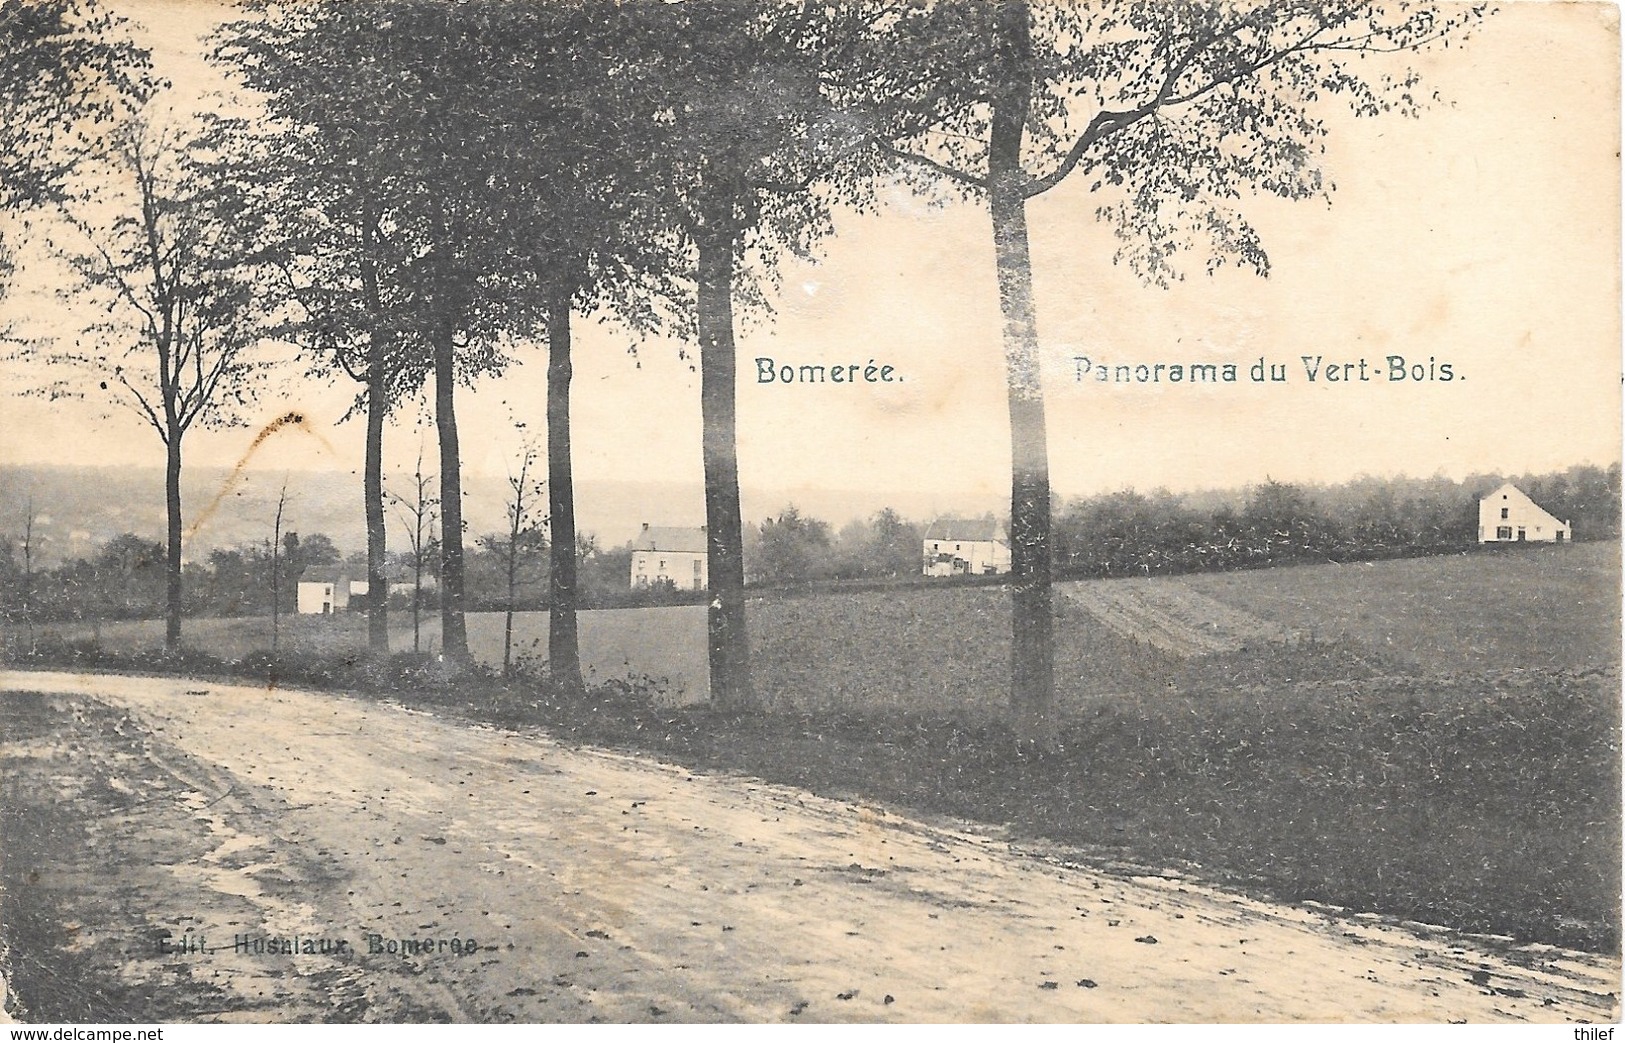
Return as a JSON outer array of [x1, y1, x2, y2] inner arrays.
[[0, 0, 1619, 1027]]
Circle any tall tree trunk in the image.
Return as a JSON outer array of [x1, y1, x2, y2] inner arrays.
[[271, 486, 284, 657], [433, 324, 470, 662], [359, 216, 390, 655], [21, 507, 34, 651], [412, 563, 423, 654], [163, 434, 183, 652], [545, 283, 583, 691], [364, 353, 390, 655], [502, 542, 516, 678], [694, 217, 753, 710], [989, 0, 1055, 747]]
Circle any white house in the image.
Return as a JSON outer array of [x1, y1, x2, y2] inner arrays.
[[296, 572, 369, 614], [923, 517, 1012, 577], [1478, 483, 1572, 544], [630, 524, 708, 590]]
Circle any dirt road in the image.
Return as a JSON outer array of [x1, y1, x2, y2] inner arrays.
[[1, 669, 1618, 1023]]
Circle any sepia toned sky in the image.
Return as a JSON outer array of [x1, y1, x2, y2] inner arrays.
[[2, 0, 1619, 517]]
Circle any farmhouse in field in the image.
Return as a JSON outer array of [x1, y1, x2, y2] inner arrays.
[[296, 572, 368, 614], [923, 516, 1012, 577], [631, 523, 708, 590], [1478, 483, 1571, 543]]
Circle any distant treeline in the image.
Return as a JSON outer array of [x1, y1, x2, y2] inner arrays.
[[0, 531, 353, 625], [0, 521, 692, 625], [740, 464, 1621, 587], [2, 464, 1615, 624], [1054, 464, 1620, 578]]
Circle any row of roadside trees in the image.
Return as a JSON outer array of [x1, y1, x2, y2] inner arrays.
[[3, 0, 1488, 744]]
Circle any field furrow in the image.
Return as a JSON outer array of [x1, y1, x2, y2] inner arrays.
[[1057, 579, 1300, 656]]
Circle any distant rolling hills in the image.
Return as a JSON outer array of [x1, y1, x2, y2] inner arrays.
[[0, 463, 1000, 565]]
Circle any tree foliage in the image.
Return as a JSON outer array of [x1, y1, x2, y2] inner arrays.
[[216, 1, 569, 663], [28, 112, 283, 649], [47, 117, 277, 439], [874, 0, 1489, 280], [215, 1, 703, 668], [0, 0, 151, 212], [755, 505, 833, 585]]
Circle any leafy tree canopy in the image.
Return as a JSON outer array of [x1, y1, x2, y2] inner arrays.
[[871, 0, 1489, 284], [0, 0, 152, 211]]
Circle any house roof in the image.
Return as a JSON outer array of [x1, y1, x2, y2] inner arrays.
[[1480, 483, 1567, 523], [924, 517, 1004, 543], [1479, 482, 1527, 502], [634, 525, 708, 554], [297, 571, 349, 588]]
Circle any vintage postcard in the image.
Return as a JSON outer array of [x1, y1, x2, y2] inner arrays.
[[0, 0, 1619, 1030]]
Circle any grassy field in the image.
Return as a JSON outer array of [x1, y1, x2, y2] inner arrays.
[[749, 541, 1617, 714], [12, 542, 1618, 711], [749, 586, 1402, 716], [1176, 541, 1620, 673], [8, 543, 1617, 949]]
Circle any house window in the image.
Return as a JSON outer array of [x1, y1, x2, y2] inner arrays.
[[659, 559, 666, 568], [1500, 507, 1509, 519], [955, 543, 961, 551], [1496, 526, 1513, 539]]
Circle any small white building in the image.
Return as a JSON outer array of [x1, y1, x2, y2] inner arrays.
[[923, 517, 1012, 577], [1478, 483, 1572, 544], [296, 572, 368, 614], [631, 524, 708, 590]]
